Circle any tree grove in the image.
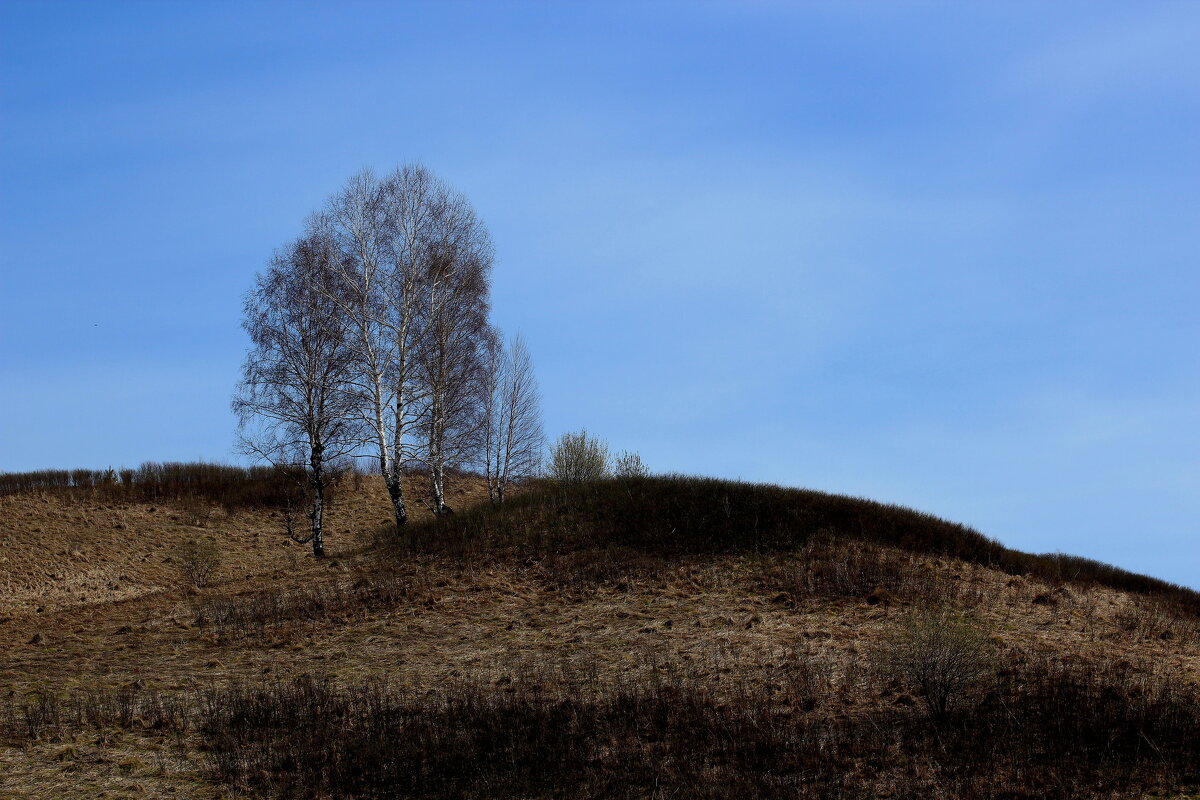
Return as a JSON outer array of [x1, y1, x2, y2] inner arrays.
[[235, 164, 543, 554]]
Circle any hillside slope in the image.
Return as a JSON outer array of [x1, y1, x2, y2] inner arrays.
[[1, 475, 1198, 799], [0, 474, 483, 616]]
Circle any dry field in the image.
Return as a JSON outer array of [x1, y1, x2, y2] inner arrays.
[[1, 476, 1199, 799]]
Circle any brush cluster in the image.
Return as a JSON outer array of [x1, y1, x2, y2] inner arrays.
[[0, 461, 310, 510], [5, 650, 1197, 800]]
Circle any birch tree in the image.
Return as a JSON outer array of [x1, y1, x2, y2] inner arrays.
[[233, 233, 360, 557], [314, 166, 438, 528], [251, 163, 508, 527], [482, 332, 544, 504], [416, 188, 493, 515]]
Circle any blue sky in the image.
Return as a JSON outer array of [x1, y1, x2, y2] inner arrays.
[[2, 1, 1197, 586]]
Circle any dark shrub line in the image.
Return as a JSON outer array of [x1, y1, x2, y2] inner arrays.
[[0, 461, 344, 511], [0, 684, 193, 744], [193, 655, 1200, 799], [5, 639, 1198, 798], [192, 569, 421, 641]]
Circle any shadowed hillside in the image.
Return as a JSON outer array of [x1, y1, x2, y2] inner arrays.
[[403, 475, 1200, 611]]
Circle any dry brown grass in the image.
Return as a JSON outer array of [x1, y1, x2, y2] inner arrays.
[[1, 475, 1198, 798], [0, 474, 481, 616]]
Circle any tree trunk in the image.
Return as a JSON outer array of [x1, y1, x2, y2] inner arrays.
[[384, 466, 408, 528], [389, 393, 409, 527], [309, 462, 326, 559], [430, 462, 448, 516], [485, 441, 497, 505], [376, 419, 408, 530]]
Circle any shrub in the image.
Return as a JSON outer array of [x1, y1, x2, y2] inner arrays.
[[884, 609, 996, 718], [190, 657, 1200, 800], [7, 653, 1200, 799], [612, 450, 648, 479], [173, 537, 222, 588], [547, 430, 609, 484], [192, 569, 417, 640]]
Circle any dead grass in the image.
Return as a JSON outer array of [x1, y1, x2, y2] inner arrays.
[[0, 474, 483, 616], [1, 474, 1198, 798]]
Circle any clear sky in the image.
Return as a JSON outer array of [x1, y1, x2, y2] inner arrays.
[[2, 1, 1197, 587]]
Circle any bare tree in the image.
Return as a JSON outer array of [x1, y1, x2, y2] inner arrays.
[[233, 233, 361, 557], [482, 332, 544, 504], [415, 188, 493, 516], [313, 166, 440, 528], [247, 164, 512, 527]]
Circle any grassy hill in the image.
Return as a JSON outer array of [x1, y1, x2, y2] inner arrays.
[[1, 470, 1198, 799]]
